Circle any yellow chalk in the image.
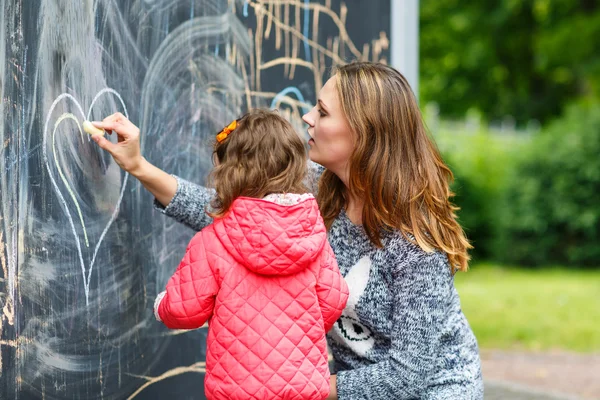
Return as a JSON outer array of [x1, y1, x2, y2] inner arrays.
[[83, 120, 104, 136]]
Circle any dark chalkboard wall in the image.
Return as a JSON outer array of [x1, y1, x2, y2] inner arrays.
[[0, 1, 389, 399]]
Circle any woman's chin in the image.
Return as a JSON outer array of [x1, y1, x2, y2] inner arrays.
[[308, 148, 319, 164], [308, 148, 334, 169]]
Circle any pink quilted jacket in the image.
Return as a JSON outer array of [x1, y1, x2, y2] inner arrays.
[[156, 195, 349, 400]]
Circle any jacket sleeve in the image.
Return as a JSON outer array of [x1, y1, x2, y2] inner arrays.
[[154, 175, 216, 232], [154, 232, 219, 329], [335, 251, 454, 399], [316, 243, 349, 332]]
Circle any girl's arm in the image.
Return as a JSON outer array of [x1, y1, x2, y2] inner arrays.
[[92, 113, 215, 231], [334, 249, 451, 399], [316, 244, 349, 332], [154, 231, 218, 329]]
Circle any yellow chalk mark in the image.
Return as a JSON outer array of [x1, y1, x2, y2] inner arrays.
[[372, 31, 390, 61], [244, 0, 388, 101], [0, 231, 14, 327], [265, 1, 274, 40], [0, 231, 16, 372], [52, 113, 89, 247], [0, 339, 17, 347], [259, 57, 316, 72], [127, 361, 206, 399], [248, 0, 365, 62], [2, 301, 13, 327], [241, 51, 253, 109]]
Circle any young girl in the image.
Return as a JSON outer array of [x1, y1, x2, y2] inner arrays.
[[151, 110, 348, 399], [93, 62, 483, 399]]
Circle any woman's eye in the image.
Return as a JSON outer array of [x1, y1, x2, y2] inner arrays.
[[317, 108, 326, 117]]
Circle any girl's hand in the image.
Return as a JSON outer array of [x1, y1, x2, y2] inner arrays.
[[91, 113, 144, 175]]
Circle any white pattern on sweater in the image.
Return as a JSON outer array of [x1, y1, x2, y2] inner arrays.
[[329, 256, 375, 357]]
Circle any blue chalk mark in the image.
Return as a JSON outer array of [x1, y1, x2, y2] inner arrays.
[[303, 0, 311, 62], [215, 44, 220, 56], [243, 1, 249, 17], [270, 87, 311, 114]]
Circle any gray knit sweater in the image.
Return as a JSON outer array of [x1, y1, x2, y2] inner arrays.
[[154, 163, 483, 399]]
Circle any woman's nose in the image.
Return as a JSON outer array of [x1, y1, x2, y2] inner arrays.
[[302, 111, 314, 126]]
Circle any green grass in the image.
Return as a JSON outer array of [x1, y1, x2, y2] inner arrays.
[[454, 263, 600, 353]]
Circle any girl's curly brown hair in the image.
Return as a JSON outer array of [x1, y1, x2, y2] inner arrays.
[[208, 109, 308, 217]]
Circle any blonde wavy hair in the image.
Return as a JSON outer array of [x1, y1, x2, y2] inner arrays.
[[209, 109, 308, 217], [318, 62, 472, 273]]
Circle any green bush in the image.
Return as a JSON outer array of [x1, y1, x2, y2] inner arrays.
[[496, 101, 600, 267], [434, 126, 524, 262]]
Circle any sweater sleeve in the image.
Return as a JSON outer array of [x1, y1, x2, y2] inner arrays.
[[316, 244, 349, 332], [304, 160, 325, 194], [153, 175, 216, 232], [336, 249, 450, 399], [156, 232, 219, 329], [157, 164, 322, 231]]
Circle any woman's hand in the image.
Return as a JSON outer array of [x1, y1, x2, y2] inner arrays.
[[91, 112, 144, 176], [91, 112, 178, 206], [327, 374, 338, 399]]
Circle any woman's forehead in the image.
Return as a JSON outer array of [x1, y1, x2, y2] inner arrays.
[[319, 77, 338, 104], [323, 76, 337, 93]]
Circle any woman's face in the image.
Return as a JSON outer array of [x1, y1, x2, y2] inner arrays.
[[302, 76, 354, 179]]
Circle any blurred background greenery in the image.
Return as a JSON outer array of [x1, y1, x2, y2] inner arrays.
[[419, 0, 600, 353]]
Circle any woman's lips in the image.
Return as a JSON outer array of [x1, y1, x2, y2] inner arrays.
[[308, 138, 315, 145]]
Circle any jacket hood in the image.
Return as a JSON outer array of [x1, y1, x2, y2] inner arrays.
[[213, 195, 327, 276]]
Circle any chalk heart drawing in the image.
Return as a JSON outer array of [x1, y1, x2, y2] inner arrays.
[[43, 88, 129, 306]]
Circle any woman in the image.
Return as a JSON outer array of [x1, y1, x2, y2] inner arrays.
[[92, 62, 483, 399]]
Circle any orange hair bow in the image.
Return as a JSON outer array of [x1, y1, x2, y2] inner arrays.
[[216, 120, 238, 143]]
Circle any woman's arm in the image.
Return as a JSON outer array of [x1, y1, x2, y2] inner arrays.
[[152, 175, 215, 232], [334, 249, 450, 399], [92, 113, 215, 231]]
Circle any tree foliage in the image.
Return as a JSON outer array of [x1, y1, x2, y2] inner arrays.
[[496, 101, 600, 266], [420, 0, 600, 125]]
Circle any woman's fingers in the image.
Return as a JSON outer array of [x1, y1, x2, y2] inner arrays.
[[92, 114, 139, 141], [102, 112, 126, 124], [90, 113, 142, 173], [92, 120, 122, 135], [94, 112, 119, 134], [90, 133, 117, 154]]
